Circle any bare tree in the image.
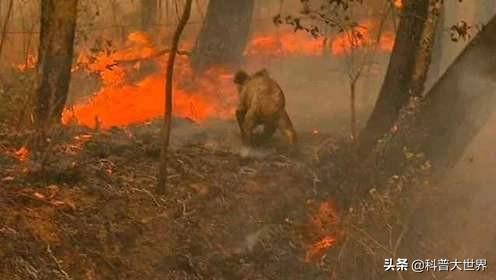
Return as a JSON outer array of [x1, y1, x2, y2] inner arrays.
[[157, 0, 193, 194], [35, 0, 79, 127]]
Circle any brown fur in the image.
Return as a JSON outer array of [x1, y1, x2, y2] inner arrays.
[[233, 69, 297, 147]]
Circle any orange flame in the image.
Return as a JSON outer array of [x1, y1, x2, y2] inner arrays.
[[50, 24, 394, 129], [394, 0, 403, 8], [62, 32, 237, 129], [14, 146, 30, 161], [15, 54, 37, 71], [245, 31, 325, 57], [305, 200, 341, 263], [246, 20, 395, 58]]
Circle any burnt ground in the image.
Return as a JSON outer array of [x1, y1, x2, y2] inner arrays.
[[2, 116, 496, 280], [0, 119, 340, 280]]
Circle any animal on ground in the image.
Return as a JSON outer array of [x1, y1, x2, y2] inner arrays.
[[233, 69, 297, 147]]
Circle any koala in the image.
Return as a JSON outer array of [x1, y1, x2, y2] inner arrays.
[[233, 69, 297, 147]]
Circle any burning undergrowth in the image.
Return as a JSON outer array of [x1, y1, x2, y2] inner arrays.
[[51, 19, 396, 131], [62, 32, 237, 129]]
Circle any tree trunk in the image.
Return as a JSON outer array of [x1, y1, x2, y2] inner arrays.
[[358, 0, 431, 152], [429, 3, 445, 82], [409, 0, 443, 97], [141, 0, 157, 32], [35, 0, 78, 126], [191, 0, 254, 73], [0, 0, 14, 60], [378, 13, 496, 176], [157, 0, 193, 194]]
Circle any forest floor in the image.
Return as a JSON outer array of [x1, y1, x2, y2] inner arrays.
[[0, 119, 342, 280]]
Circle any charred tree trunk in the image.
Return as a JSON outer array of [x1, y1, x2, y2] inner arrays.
[[35, 0, 78, 126], [358, 0, 433, 152], [191, 0, 254, 73], [141, 0, 157, 32], [157, 0, 193, 194]]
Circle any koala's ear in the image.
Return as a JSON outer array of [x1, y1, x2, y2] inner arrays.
[[234, 70, 249, 85]]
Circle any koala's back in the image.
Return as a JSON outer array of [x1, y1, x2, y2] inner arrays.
[[240, 73, 285, 121]]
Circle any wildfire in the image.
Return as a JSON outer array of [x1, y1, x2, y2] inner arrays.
[[305, 200, 341, 263], [394, 0, 403, 8], [11, 20, 395, 130], [246, 25, 395, 58], [245, 31, 325, 57], [62, 32, 237, 129]]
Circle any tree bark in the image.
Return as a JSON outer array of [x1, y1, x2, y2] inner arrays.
[[0, 0, 13, 60], [35, 0, 78, 126], [141, 0, 157, 32], [358, 0, 431, 152], [191, 0, 254, 73], [157, 0, 193, 194], [408, 0, 443, 97]]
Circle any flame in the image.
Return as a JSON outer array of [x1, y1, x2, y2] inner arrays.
[[7, 24, 395, 130], [15, 54, 37, 71], [394, 0, 403, 8], [305, 200, 341, 263], [14, 146, 30, 161], [62, 32, 237, 129], [246, 20, 395, 58], [245, 31, 325, 57]]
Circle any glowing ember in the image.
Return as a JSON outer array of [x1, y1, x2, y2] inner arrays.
[[15, 54, 37, 71], [305, 236, 337, 262], [312, 129, 319, 135], [64, 134, 94, 154], [305, 200, 341, 263], [15, 146, 30, 161]]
